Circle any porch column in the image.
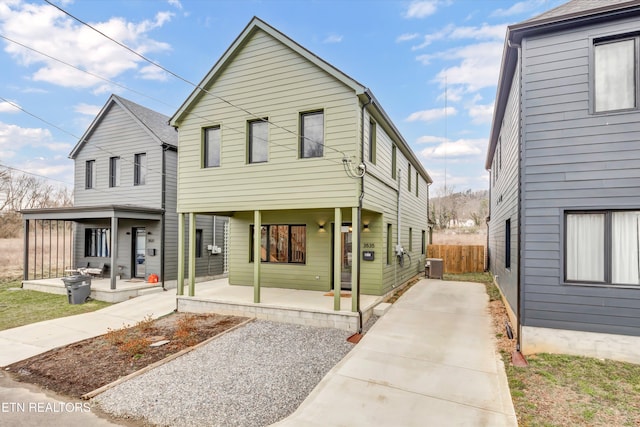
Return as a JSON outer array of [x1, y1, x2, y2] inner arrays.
[[253, 210, 261, 303], [177, 213, 185, 296], [351, 206, 359, 313], [333, 208, 341, 311], [188, 212, 196, 296], [23, 219, 29, 281], [110, 216, 118, 290]]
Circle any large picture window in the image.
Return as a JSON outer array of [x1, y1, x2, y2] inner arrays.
[[204, 126, 220, 168], [85, 228, 110, 257], [300, 111, 324, 158], [565, 211, 640, 285], [250, 224, 306, 264], [248, 120, 268, 163], [594, 37, 637, 112]]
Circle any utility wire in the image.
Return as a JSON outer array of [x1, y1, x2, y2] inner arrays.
[[42, 0, 349, 159]]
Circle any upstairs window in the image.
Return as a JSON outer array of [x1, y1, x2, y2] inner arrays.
[[109, 156, 120, 188], [248, 119, 268, 163], [204, 126, 221, 168], [408, 164, 412, 192], [391, 145, 397, 179], [368, 120, 376, 164], [134, 153, 147, 185], [300, 111, 324, 158], [85, 160, 95, 189], [594, 37, 636, 112]]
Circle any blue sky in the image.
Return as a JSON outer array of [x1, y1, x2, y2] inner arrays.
[[0, 0, 565, 193]]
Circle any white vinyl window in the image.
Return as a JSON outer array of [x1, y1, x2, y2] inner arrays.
[[565, 211, 640, 285]]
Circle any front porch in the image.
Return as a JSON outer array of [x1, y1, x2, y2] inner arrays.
[[22, 276, 168, 303], [177, 278, 383, 332]]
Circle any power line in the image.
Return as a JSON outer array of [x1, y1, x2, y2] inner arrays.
[[42, 0, 349, 159], [0, 163, 72, 187]]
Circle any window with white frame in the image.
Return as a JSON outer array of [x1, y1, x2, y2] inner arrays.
[[565, 211, 640, 285], [300, 111, 324, 158], [594, 36, 637, 112], [248, 119, 268, 163]]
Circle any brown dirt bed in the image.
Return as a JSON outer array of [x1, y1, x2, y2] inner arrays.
[[6, 313, 248, 398]]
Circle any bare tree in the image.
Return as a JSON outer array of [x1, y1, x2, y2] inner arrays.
[[0, 167, 72, 238]]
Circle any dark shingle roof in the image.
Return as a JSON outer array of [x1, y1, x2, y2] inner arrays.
[[114, 95, 177, 147], [523, 0, 638, 24]]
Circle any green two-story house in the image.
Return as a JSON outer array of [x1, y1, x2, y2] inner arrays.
[[170, 17, 431, 312]]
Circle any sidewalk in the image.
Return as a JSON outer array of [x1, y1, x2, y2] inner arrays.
[[274, 279, 518, 427], [0, 290, 176, 367]]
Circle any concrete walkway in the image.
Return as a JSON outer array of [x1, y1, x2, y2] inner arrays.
[[0, 290, 176, 367], [0, 279, 517, 427], [274, 279, 517, 427]]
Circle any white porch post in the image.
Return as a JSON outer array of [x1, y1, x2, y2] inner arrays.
[[110, 216, 118, 290], [351, 206, 359, 313], [333, 208, 342, 311], [177, 213, 185, 296], [253, 210, 261, 303], [188, 212, 196, 296]]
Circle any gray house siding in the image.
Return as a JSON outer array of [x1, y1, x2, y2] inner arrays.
[[520, 16, 640, 337], [489, 63, 520, 319], [73, 103, 162, 209]]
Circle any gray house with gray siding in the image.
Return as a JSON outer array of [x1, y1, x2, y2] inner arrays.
[[487, 0, 640, 364], [22, 95, 227, 292]]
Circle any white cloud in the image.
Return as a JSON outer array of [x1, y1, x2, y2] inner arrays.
[[412, 23, 505, 51], [168, 0, 183, 10], [491, 0, 546, 17], [0, 3, 173, 89], [416, 135, 447, 144], [432, 41, 504, 93], [323, 34, 343, 44], [0, 100, 20, 113], [419, 137, 486, 159], [0, 121, 73, 161], [406, 106, 457, 123], [74, 103, 102, 116], [404, 1, 438, 19], [396, 33, 420, 43], [468, 101, 494, 124]]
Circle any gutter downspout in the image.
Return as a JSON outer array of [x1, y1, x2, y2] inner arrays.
[[356, 93, 372, 334], [160, 144, 167, 291]]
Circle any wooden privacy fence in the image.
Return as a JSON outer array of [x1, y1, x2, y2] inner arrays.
[[427, 245, 486, 274]]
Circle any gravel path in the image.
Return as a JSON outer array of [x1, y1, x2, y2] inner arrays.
[[94, 320, 364, 427]]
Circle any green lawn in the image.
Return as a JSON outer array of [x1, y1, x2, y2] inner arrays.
[[0, 278, 112, 331]]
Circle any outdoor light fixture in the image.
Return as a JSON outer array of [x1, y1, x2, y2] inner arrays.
[[363, 223, 370, 232], [318, 224, 325, 232]]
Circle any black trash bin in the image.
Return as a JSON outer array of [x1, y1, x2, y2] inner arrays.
[[61, 275, 92, 304]]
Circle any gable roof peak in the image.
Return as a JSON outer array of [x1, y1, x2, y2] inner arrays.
[[69, 94, 176, 159]]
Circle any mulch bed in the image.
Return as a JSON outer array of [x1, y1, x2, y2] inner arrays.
[[6, 313, 248, 398]]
